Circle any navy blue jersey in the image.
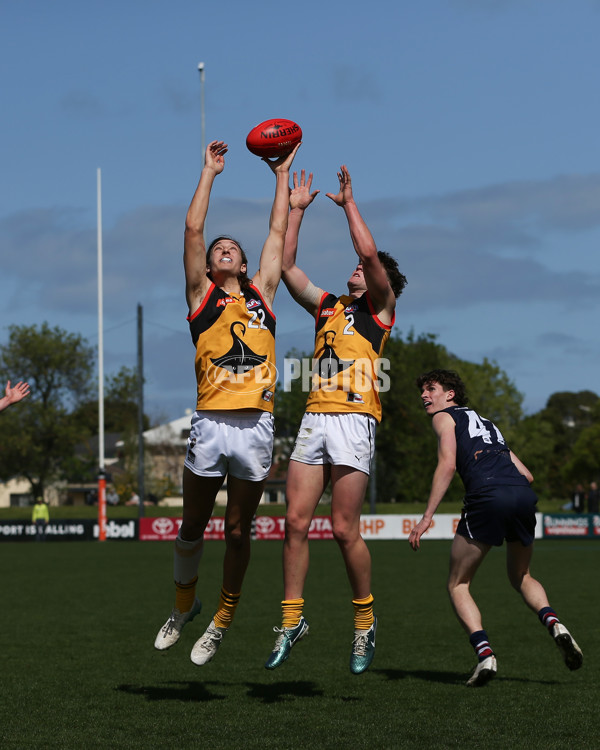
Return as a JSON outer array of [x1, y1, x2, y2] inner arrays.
[[442, 406, 530, 495]]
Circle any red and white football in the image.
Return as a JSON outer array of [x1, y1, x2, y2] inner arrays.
[[246, 118, 302, 158]]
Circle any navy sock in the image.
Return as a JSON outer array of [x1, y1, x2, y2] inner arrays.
[[469, 630, 494, 662], [538, 606, 559, 632]]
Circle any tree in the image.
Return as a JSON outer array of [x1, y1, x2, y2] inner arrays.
[[553, 394, 600, 489], [529, 390, 599, 498], [0, 322, 94, 499], [73, 366, 150, 435]]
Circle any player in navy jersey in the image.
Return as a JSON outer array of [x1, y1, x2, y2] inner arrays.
[[409, 369, 583, 686]]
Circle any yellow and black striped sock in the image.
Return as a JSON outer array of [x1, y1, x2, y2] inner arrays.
[[282, 598, 304, 629], [213, 588, 240, 629], [352, 594, 374, 631], [175, 576, 198, 613]]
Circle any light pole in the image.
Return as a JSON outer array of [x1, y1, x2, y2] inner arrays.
[[96, 167, 107, 542], [198, 62, 206, 239], [197, 62, 205, 168]]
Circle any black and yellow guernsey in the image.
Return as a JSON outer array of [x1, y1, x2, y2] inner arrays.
[[188, 282, 276, 412], [305, 291, 394, 423]]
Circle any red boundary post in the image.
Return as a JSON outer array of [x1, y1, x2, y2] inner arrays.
[[98, 472, 107, 542]]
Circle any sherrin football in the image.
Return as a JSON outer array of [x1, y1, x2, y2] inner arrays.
[[246, 118, 302, 158]]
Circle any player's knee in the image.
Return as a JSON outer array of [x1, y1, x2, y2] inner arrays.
[[508, 569, 526, 591], [224, 522, 248, 549], [447, 576, 469, 596], [331, 521, 357, 547], [180, 520, 205, 540], [285, 510, 311, 539]]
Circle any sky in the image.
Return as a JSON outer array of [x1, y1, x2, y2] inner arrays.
[[1, 0, 599, 424]]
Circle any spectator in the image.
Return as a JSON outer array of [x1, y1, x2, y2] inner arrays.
[[125, 492, 140, 506], [572, 484, 586, 513], [106, 487, 120, 506], [587, 481, 599, 514], [32, 497, 49, 542]]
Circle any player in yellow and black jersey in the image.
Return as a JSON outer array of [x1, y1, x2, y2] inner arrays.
[[305, 290, 392, 422], [154, 138, 299, 666], [264, 165, 407, 674], [188, 281, 277, 411]]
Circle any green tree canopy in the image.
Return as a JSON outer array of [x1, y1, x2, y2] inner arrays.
[[0, 323, 95, 498], [73, 365, 149, 435], [524, 390, 600, 497]]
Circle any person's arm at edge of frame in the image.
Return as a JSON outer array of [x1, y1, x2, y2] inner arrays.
[[280, 167, 324, 317], [252, 143, 302, 310], [408, 412, 457, 551], [183, 140, 228, 314], [0, 380, 31, 413], [326, 164, 396, 323]]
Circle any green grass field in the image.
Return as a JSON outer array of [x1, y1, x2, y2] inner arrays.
[[0, 538, 597, 749]]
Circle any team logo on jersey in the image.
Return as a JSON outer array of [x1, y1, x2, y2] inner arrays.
[[207, 321, 277, 394], [344, 303, 358, 314], [315, 330, 353, 380], [320, 308, 336, 317], [210, 322, 266, 374], [246, 299, 261, 310], [216, 297, 236, 307]]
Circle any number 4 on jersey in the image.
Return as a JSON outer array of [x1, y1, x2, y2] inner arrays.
[[466, 410, 505, 446]]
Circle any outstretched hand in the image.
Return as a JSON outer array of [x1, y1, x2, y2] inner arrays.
[[205, 140, 228, 174], [326, 164, 354, 207], [1, 380, 30, 410], [263, 142, 301, 174], [290, 169, 320, 211]]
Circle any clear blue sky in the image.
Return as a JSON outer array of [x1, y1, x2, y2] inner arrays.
[[2, 0, 599, 422]]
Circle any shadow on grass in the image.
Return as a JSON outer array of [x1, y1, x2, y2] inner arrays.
[[116, 681, 227, 703], [118, 679, 343, 705], [373, 667, 463, 684], [245, 680, 325, 703], [373, 668, 560, 686]]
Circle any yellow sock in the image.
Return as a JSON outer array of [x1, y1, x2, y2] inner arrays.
[[282, 598, 304, 629], [213, 588, 240, 629], [175, 576, 198, 613], [352, 594, 374, 630]]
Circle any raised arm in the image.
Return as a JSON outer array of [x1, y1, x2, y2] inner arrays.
[[280, 169, 324, 316], [326, 165, 396, 321], [408, 412, 457, 551], [183, 140, 228, 313], [251, 144, 301, 309], [0, 380, 30, 412]]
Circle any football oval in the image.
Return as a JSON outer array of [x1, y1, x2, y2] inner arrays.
[[246, 118, 302, 158]]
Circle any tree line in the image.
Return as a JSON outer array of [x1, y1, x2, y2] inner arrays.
[[1, 323, 598, 503], [273, 331, 599, 503]]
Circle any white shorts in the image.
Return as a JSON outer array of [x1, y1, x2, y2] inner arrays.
[[184, 410, 274, 482], [290, 412, 376, 474]]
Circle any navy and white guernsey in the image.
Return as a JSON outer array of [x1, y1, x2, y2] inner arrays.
[[441, 406, 530, 495]]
